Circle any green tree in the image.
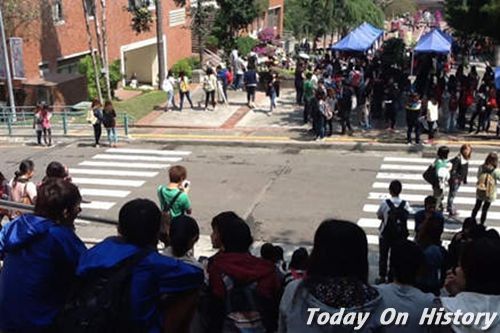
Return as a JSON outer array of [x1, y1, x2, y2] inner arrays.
[[446, 0, 500, 41], [285, 0, 384, 41], [383, 0, 416, 18], [210, 0, 263, 52], [0, 0, 40, 38]]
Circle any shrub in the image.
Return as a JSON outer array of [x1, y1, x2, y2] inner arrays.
[[258, 27, 275, 44], [79, 56, 121, 100], [171, 58, 192, 77], [187, 56, 201, 70], [205, 35, 219, 50], [236, 36, 258, 57]]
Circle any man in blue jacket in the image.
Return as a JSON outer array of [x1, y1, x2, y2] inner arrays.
[[76, 198, 203, 333], [0, 179, 86, 333]]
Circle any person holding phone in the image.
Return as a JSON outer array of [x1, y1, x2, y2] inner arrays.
[[157, 165, 192, 219]]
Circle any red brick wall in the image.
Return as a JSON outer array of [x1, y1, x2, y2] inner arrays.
[[20, 0, 192, 82]]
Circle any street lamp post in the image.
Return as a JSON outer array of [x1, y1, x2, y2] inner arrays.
[[0, 5, 16, 124]]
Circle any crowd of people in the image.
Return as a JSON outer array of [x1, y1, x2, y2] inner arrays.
[[1, 156, 500, 332], [292, 48, 499, 142]]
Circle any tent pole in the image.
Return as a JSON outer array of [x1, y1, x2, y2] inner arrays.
[[411, 51, 415, 77]]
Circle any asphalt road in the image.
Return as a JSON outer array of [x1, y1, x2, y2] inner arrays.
[[2, 140, 500, 279], [0, 141, 380, 242]]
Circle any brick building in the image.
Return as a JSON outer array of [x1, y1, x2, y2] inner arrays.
[[5, 0, 194, 106], [3, 0, 284, 106]]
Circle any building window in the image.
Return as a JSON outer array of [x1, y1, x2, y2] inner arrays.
[[267, 7, 280, 30], [128, 0, 155, 10], [169, 8, 186, 27], [52, 0, 64, 23], [84, 0, 96, 17], [39, 63, 50, 78]]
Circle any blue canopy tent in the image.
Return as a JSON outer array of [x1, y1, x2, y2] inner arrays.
[[436, 29, 453, 44], [495, 67, 500, 90], [414, 29, 452, 54], [356, 22, 384, 40], [331, 29, 375, 52], [331, 22, 383, 53]]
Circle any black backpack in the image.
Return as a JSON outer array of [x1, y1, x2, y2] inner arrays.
[[382, 200, 409, 241], [221, 274, 266, 333], [423, 164, 439, 187], [56, 249, 151, 333]]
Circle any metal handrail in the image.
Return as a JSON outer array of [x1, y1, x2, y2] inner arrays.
[[0, 199, 117, 226]]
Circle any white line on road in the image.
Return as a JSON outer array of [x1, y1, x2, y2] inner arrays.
[[72, 177, 145, 187], [80, 161, 170, 169], [79, 188, 131, 198], [363, 204, 500, 220], [365, 234, 450, 247], [373, 182, 500, 194], [81, 201, 116, 210], [367, 192, 500, 206], [384, 157, 483, 166], [377, 172, 478, 183], [358, 218, 500, 234], [93, 154, 182, 162], [106, 148, 191, 156], [381, 164, 478, 173], [69, 168, 158, 178]]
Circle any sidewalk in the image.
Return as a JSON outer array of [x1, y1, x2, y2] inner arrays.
[[2, 88, 500, 152]]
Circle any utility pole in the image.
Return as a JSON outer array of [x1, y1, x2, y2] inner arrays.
[[0, 5, 16, 122], [155, 0, 166, 89]]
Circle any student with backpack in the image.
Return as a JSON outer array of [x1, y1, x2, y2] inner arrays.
[[471, 152, 500, 225], [376, 180, 412, 284], [8, 160, 37, 219], [157, 165, 192, 244], [447, 144, 472, 216], [0, 179, 86, 332], [178, 70, 194, 111], [205, 211, 281, 332], [33, 104, 44, 145], [40, 104, 53, 146], [59, 199, 203, 333], [424, 146, 451, 212]]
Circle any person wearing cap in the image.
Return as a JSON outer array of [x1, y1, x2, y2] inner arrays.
[[405, 92, 422, 145]]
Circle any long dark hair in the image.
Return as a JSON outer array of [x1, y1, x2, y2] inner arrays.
[[307, 220, 369, 283], [13, 159, 35, 185]]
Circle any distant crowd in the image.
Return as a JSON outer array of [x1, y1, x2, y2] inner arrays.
[[1, 157, 500, 332]]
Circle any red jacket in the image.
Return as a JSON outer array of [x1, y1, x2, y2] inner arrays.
[[208, 252, 281, 300]]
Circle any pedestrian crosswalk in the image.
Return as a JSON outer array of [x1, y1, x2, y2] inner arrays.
[[73, 148, 191, 211], [358, 155, 500, 247]]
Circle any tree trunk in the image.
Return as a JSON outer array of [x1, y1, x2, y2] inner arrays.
[[91, 0, 104, 65], [82, 0, 103, 103], [155, 0, 166, 90], [99, 0, 112, 100]]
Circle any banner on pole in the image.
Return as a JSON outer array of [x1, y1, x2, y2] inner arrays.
[[0, 41, 5, 79], [9, 37, 25, 80]]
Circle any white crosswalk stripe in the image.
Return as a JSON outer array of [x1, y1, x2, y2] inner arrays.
[[106, 148, 191, 156], [358, 155, 500, 249], [67, 148, 191, 212], [79, 161, 170, 169], [69, 168, 158, 178], [93, 154, 182, 162]]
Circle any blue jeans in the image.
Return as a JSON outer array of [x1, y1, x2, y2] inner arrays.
[[314, 115, 325, 139], [233, 74, 243, 90], [106, 127, 117, 144], [167, 91, 177, 109], [270, 91, 277, 111]]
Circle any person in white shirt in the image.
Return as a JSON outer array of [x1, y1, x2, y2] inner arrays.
[[162, 71, 178, 112], [427, 96, 439, 143], [376, 180, 412, 284], [8, 160, 37, 219]]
